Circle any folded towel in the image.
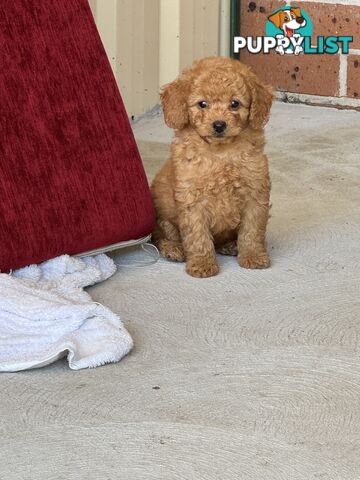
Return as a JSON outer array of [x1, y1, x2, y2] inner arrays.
[[0, 254, 133, 371]]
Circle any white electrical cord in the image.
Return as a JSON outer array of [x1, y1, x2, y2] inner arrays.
[[115, 242, 159, 268]]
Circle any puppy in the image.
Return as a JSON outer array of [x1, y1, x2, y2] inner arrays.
[[151, 57, 273, 278]]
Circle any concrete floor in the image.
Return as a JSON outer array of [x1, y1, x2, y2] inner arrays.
[[1, 102, 360, 479]]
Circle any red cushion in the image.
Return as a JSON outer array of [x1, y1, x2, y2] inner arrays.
[[0, 0, 155, 272]]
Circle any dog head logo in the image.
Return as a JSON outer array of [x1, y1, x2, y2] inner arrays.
[[268, 8, 306, 37], [266, 6, 313, 55]]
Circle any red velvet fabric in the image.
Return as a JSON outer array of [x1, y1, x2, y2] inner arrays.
[[0, 0, 155, 272]]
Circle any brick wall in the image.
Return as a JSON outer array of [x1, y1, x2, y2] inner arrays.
[[240, 0, 360, 110]]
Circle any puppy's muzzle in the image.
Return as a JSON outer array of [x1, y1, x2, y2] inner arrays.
[[213, 120, 227, 135]]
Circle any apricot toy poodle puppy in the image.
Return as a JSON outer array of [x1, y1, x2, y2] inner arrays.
[[151, 56, 273, 278]]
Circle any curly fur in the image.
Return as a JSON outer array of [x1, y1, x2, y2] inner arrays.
[[151, 57, 273, 278]]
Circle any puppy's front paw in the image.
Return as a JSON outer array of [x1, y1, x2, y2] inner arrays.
[[159, 239, 185, 262], [186, 254, 219, 278], [238, 251, 271, 269]]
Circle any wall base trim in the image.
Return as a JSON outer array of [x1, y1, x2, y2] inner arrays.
[[277, 91, 360, 112]]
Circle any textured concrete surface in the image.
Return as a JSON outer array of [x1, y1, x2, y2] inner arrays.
[[1, 102, 360, 479]]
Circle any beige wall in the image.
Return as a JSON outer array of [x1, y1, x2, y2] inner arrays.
[[89, 0, 225, 118]]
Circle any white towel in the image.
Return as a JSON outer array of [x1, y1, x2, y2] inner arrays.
[[0, 254, 133, 371]]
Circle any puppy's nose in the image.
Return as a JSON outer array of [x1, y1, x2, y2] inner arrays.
[[213, 120, 227, 134], [296, 16, 305, 23]]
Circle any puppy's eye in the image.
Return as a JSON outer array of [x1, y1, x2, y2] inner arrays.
[[198, 100, 208, 109], [230, 100, 240, 110]]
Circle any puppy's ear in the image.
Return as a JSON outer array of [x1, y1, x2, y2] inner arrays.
[[268, 11, 282, 28], [160, 76, 190, 130], [246, 73, 274, 130], [291, 7, 302, 17]]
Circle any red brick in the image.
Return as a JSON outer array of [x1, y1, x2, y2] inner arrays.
[[239, 1, 360, 99], [240, 1, 360, 49], [241, 50, 340, 97], [347, 55, 360, 98], [240, 0, 287, 37]]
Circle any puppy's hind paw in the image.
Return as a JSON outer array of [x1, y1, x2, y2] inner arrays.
[[159, 239, 185, 262], [186, 254, 219, 278], [217, 240, 237, 256], [238, 252, 271, 269]]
